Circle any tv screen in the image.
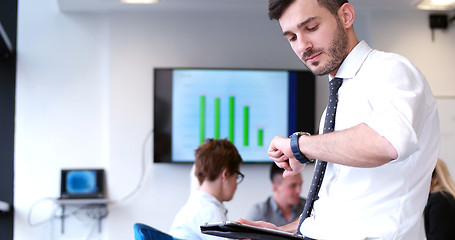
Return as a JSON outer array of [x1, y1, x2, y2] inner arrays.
[[153, 68, 315, 163]]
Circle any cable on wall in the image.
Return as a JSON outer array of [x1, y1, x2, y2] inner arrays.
[[27, 197, 90, 227], [109, 129, 154, 204], [27, 128, 154, 236]]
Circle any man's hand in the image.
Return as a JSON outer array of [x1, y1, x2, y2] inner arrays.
[[268, 136, 306, 177], [235, 218, 279, 240], [237, 217, 300, 236], [237, 218, 279, 230]]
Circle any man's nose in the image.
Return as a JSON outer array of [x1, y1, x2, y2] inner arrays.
[[296, 37, 312, 55]]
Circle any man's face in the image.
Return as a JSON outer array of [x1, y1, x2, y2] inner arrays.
[[279, 0, 348, 76], [275, 173, 303, 206]]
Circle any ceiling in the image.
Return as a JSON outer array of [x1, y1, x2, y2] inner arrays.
[[58, 0, 424, 13]]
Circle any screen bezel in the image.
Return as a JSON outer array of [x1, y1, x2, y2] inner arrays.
[[153, 68, 315, 163]]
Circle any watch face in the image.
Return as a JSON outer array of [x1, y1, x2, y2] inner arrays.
[[290, 132, 303, 138]]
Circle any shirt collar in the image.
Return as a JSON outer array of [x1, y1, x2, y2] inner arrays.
[[197, 190, 228, 215], [271, 196, 300, 213], [332, 40, 373, 80], [270, 196, 281, 213]]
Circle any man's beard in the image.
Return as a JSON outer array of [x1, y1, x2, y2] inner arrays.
[[303, 19, 348, 76]]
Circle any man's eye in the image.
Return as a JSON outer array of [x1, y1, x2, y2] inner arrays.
[[307, 25, 318, 31], [288, 36, 296, 42]]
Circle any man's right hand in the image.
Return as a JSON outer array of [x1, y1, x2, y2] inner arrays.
[[268, 136, 306, 177], [237, 217, 300, 234], [236, 218, 279, 231]]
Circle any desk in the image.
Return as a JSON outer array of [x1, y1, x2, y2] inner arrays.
[[55, 198, 108, 234]]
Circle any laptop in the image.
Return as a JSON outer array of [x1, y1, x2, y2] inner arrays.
[[59, 169, 105, 199], [200, 221, 305, 240]]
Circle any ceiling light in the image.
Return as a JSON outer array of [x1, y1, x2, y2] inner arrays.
[[120, 0, 159, 4], [417, 0, 455, 10]]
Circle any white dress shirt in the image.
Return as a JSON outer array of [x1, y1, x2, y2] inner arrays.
[[170, 190, 230, 240], [300, 41, 440, 240]]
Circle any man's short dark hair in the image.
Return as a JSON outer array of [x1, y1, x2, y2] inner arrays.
[[269, 163, 284, 183], [268, 0, 349, 20]]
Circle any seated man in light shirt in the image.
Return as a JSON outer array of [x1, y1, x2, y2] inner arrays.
[[245, 163, 305, 226]]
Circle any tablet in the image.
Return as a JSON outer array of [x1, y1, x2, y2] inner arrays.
[[200, 221, 305, 240]]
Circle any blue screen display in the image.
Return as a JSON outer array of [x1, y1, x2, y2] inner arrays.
[[172, 69, 288, 162], [66, 170, 98, 194]]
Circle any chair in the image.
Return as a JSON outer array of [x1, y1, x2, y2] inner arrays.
[[134, 223, 182, 240]]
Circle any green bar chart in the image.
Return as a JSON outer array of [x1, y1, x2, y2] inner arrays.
[[172, 69, 288, 162], [198, 96, 263, 147]]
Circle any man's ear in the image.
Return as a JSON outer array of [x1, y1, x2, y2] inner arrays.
[[272, 183, 279, 192], [221, 168, 229, 181], [338, 3, 355, 28]]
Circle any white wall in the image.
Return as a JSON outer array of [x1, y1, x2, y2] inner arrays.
[[15, 1, 455, 240], [366, 9, 455, 172], [16, 0, 110, 239]]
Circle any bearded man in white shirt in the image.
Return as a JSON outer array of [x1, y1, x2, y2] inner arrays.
[[238, 0, 440, 239]]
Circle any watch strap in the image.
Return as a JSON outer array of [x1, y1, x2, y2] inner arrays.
[[290, 132, 314, 164]]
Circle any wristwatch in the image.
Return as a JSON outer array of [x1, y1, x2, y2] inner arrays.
[[289, 132, 315, 164]]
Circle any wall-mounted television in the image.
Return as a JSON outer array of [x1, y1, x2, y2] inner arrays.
[[153, 68, 315, 163]]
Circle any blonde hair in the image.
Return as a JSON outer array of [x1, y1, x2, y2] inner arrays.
[[430, 158, 455, 199]]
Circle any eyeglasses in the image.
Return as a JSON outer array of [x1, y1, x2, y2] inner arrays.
[[233, 170, 244, 184]]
